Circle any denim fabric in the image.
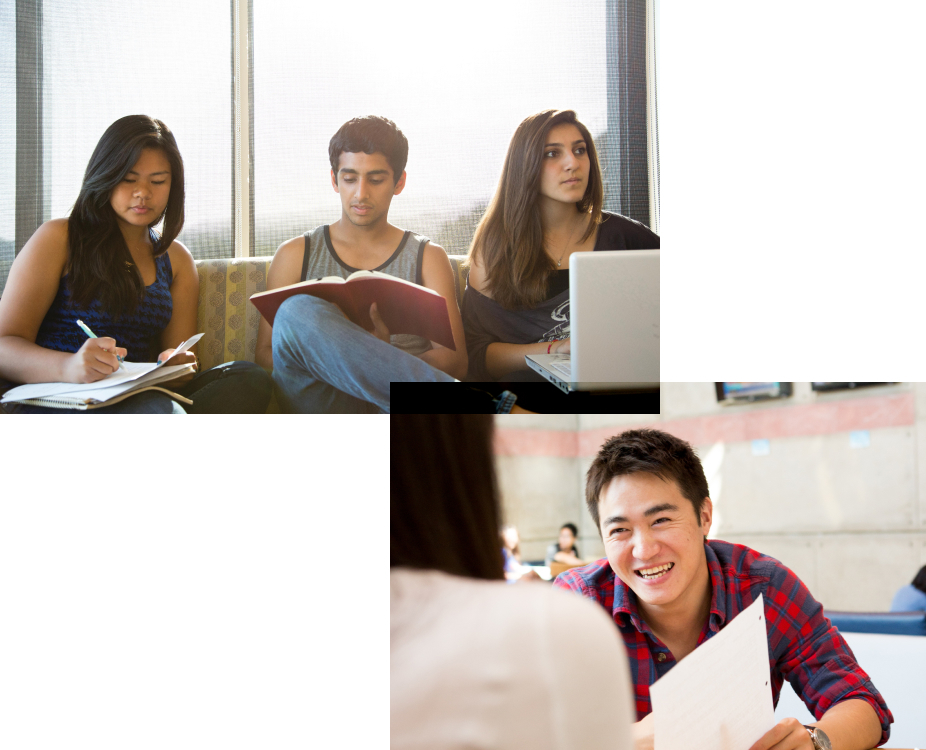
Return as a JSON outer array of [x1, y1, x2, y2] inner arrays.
[[271, 295, 455, 414]]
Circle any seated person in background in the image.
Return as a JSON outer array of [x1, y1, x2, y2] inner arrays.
[[501, 524, 541, 582], [392, 414, 635, 750], [0, 114, 271, 414], [554, 428, 892, 750], [463, 108, 659, 382], [255, 116, 466, 413], [545, 522, 585, 567], [890, 565, 926, 611]]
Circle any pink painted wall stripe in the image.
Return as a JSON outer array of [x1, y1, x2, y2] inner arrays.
[[493, 428, 578, 457], [495, 393, 916, 458]]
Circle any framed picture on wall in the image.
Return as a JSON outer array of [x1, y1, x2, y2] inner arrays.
[[715, 382, 793, 404], [811, 383, 895, 392]]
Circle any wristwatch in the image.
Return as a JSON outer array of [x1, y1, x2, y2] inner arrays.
[[803, 725, 832, 750]]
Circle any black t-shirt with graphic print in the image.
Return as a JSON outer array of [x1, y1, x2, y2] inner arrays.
[[461, 212, 659, 382]]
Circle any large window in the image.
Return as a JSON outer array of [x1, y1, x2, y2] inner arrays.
[[2, 0, 655, 292], [0, 0, 15, 290], [41, 1, 232, 259], [3, 0, 232, 294], [253, 1, 611, 257]]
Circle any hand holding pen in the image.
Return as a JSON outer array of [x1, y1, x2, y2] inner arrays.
[[61, 319, 128, 383]]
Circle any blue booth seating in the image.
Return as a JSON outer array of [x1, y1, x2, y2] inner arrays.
[[824, 610, 926, 636], [776, 608, 925, 746]]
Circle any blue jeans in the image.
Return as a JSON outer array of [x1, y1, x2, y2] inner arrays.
[[271, 296, 456, 413], [5, 361, 272, 414]]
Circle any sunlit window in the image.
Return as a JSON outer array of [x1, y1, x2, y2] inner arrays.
[[253, 0, 609, 257], [0, 0, 15, 290]]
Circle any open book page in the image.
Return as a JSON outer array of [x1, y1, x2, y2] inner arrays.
[[1, 364, 192, 404], [2, 361, 160, 402], [52, 364, 193, 404], [249, 272, 454, 349], [650, 594, 775, 750], [1, 332, 205, 403], [157, 332, 204, 366], [343, 269, 419, 287]]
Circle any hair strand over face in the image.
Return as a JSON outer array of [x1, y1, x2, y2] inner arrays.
[[67, 114, 185, 318], [466, 109, 604, 311]]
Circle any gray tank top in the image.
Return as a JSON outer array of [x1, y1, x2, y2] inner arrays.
[[302, 225, 432, 357]]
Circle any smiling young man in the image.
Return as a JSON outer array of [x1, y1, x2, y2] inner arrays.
[[553, 429, 892, 750], [255, 115, 467, 413]]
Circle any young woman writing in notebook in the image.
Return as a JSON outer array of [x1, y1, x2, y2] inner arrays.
[[463, 109, 660, 382], [0, 115, 271, 413]]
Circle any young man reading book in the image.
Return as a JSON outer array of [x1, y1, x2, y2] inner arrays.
[[553, 429, 892, 750], [255, 116, 466, 413]]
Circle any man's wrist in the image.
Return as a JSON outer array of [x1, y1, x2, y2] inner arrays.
[[803, 725, 832, 750]]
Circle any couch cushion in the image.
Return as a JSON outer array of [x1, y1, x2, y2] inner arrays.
[[195, 257, 272, 372]]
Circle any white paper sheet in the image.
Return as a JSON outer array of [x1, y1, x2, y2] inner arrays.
[[156, 332, 204, 366], [1, 333, 205, 403], [650, 594, 775, 750]]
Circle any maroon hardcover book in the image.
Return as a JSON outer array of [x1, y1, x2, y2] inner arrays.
[[249, 270, 455, 350]]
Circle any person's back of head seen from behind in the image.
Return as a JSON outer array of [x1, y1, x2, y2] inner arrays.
[[391, 415, 634, 750], [890, 564, 926, 612]]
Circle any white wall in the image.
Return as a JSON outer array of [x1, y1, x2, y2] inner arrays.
[[494, 383, 926, 610]]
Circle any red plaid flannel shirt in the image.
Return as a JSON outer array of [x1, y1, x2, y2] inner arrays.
[[553, 540, 892, 744]]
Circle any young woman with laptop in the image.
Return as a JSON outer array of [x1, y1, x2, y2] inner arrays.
[[463, 109, 660, 382]]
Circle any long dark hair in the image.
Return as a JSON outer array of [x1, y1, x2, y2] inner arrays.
[[67, 115, 185, 317], [913, 565, 926, 595], [467, 109, 604, 310], [391, 415, 505, 580]]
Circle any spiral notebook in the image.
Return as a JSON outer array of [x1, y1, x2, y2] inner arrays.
[[1, 333, 203, 411]]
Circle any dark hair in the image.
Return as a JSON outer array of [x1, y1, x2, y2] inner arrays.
[[67, 115, 185, 317], [913, 565, 926, 595], [391, 415, 505, 580], [560, 523, 578, 538], [585, 429, 710, 531], [328, 115, 408, 184], [466, 109, 604, 310]]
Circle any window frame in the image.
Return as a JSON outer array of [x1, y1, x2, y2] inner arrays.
[[10, 0, 657, 262]]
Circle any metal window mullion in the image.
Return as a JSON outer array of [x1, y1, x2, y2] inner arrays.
[[15, 0, 44, 256], [232, 0, 251, 259], [646, 0, 660, 235]]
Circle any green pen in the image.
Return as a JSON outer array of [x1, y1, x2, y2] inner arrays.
[[76, 319, 125, 371]]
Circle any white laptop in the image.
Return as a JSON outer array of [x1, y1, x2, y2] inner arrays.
[[525, 249, 659, 393]]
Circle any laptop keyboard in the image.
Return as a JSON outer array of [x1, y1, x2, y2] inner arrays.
[[550, 357, 572, 378]]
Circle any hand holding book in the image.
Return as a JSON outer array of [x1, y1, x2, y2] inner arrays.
[[249, 270, 456, 351], [368, 302, 391, 344]]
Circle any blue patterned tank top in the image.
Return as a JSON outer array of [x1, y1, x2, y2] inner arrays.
[[34, 252, 174, 363]]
